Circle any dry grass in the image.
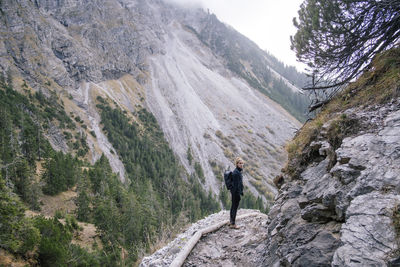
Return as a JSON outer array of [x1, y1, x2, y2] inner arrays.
[[249, 179, 272, 199], [0, 249, 29, 267], [321, 47, 400, 116], [39, 190, 77, 217], [215, 130, 238, 153], [71, 222, 102, 252], [25, 189, 103, 253], [283, 47, 400, 178], [246, 164, 263, 181], [34, 160, 45, 182], [223, 148, 234, 161]]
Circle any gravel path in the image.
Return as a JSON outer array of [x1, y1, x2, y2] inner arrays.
[[183, 212, 269, 267], [140, 209, 268, 267]]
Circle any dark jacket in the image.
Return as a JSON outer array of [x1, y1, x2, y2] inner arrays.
[[231, 167, 243, 196]]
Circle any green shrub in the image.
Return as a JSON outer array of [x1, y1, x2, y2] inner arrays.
[[34, 216, 72, 266], [0, 174, 40, 255], [187, 146, 193, 165], [194, 162, 205, 183], [42, 152, 79, 195]]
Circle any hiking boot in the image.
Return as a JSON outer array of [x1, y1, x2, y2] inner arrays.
[[229, 224, 240, 229]]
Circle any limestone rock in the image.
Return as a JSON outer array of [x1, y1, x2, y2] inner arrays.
[[261, 100, 400, 266], [332, 192, 400, 266]]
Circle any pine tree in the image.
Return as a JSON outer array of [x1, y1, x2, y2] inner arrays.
[[291, 0, 400, 91], [186, 146, 193, 165], [0, 173, 40, 254], [76, 187, 91, 222], [0, 71, 5, 87], [6, 68, 12, 88]]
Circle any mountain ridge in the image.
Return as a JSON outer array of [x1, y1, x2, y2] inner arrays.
[[0, 0, 306, 201]]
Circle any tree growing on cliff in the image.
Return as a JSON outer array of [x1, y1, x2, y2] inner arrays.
[[291, 0, 400, 94]]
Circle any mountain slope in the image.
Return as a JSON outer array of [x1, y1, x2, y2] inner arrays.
[[146, 19, 301, 197], [0, 0, 306, 202]]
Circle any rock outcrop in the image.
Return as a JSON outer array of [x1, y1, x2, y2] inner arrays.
[[262, 99, 400, 266]]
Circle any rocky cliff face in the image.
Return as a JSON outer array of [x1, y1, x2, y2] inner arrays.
[[263, 100, 400, 266], [261, 48, 400, 266], [0, 0, 303, 199]]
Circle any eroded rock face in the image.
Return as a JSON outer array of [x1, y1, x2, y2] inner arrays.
[[262, 100, 400, 266], [333, 192, 400, 266]]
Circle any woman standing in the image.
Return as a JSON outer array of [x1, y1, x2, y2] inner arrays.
[[230, 157, 244, 229]]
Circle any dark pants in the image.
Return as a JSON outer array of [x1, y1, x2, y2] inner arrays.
[[230, 192, 241, 224]]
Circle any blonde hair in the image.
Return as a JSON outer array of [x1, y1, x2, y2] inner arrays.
[[234, 157, 244, 167]]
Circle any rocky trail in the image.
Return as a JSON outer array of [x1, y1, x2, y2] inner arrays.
[[140, 209, 268, 267], [183, 212, 268, 267]]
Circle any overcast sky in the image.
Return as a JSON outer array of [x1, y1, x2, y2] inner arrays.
[[166, 0, 306, 72]]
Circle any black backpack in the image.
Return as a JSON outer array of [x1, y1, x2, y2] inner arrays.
[[224, 168, 233, 190]]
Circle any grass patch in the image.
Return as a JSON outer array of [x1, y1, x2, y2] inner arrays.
[[249, 179, 274, 201], [326, 114, 359, 150], [283, 47, 400, 179], [246, 163, 263, 181], [209, 160, 224, 182], [194, 162, 205, 183], [216, 130, 237, 151], [223, 149, 235, 161]]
